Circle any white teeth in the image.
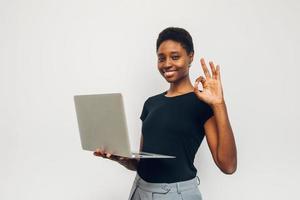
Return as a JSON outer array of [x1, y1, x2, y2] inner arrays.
[[163, 70, 176, 72], [164, 71, 176, 77]]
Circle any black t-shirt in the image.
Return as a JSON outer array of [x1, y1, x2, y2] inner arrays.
[[137, 90, 214, 183]]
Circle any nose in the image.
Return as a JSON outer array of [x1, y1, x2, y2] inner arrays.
[[164, 57, 172, 67]]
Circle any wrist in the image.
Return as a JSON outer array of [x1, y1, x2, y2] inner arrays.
[[211, 100, 226, 110]]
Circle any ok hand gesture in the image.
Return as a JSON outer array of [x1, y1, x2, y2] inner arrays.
[[194, 58, 225, 106]]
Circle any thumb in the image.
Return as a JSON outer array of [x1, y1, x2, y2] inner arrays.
[[106, 153, 122, 162], [195, 76, 207, 88], [194, 78, 205, 99]]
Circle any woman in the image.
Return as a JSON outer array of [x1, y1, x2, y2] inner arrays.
[[94, 27, 237, 200]]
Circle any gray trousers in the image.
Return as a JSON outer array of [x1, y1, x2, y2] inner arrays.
[[128, 173, 203, 200]]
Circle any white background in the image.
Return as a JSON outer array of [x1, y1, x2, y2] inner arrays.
[[1, 0, 299, 199]]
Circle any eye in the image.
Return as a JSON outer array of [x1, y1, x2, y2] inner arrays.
[[172, 55, 180, 60], [158, 57, 165, 62]]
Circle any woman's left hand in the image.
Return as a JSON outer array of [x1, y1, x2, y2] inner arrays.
[[194, 58, 225, 106]]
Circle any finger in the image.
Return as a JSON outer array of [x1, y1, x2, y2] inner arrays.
[[216, 65, 221, 80], [100, 149, 105, 155], [99, 148, 108, 158], [105, 151, 121, 160], [194, 79, 201, 95], [195, 76, 207, 88], [194, 77, 202, 90], [200, 58, 211, 79], [199, 76, 206, 87], [94, 148, 103, 156], [209, 61, 217, 79], [194, 79, 200, 90], [95, 148, 101, 153], [194, 77, 205, 101], [103, 152, 110, 159], [94, 151, 105, 157]]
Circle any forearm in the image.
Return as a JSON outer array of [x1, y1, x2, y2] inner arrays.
[[119, 159, 140, 171], [211, 102, 237, 173]]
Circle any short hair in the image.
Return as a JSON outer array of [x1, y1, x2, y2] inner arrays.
[[156, 27, 194, 54]]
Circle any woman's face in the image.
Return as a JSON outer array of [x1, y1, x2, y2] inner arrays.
[[157, 40, 193, 83]]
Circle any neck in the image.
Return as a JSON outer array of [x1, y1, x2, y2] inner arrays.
[[168, 74, 194, 94]]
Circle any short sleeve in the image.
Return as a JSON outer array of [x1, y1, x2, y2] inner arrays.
[[140, 98, 149, 121], [202, 103, 214, 124]]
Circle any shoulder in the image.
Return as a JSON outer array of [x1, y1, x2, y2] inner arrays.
[[145, 91, 165, 103]]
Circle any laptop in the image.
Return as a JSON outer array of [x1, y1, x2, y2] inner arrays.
[[73, 93, 176, 159]]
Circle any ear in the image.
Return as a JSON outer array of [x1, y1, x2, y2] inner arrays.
[[188, 52, 194, 66]]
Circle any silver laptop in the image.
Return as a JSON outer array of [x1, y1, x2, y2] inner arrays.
[[74, 93, 175, 159]]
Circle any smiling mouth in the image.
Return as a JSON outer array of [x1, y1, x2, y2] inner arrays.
[[164, 70, 177, 77]]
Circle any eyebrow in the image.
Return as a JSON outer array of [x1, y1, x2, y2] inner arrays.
[[157, 51, 180, 56]]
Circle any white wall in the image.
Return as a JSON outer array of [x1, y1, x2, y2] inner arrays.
[[1, 0, 299, 199]]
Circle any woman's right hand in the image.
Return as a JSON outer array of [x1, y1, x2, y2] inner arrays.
[[93, 148, 139, 171], [93, 148, 125, 162]]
